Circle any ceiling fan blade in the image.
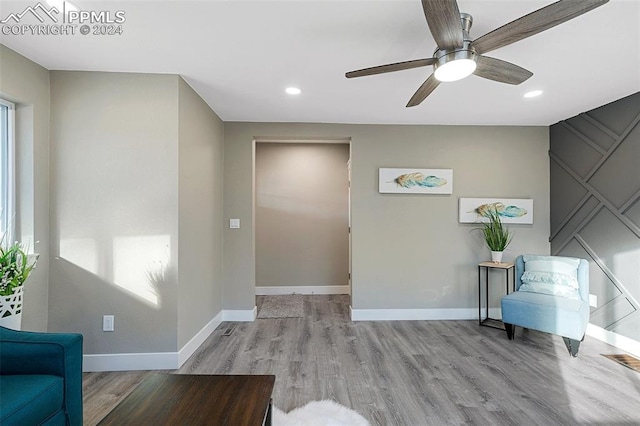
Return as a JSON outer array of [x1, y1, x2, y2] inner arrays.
[[421, 0, 464, 50], [472, 0, 609, 55], [474, 56, 533, 85], [406, 74, 440, 107], [346, 58, 437, 79]]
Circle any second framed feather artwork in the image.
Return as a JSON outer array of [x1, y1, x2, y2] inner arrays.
[[379, 168, 453, 194], [459, 198, 534, 224]]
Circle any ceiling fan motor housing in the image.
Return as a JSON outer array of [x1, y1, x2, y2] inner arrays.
[[432, 13, 477, 82]]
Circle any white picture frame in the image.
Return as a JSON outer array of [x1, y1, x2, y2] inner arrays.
[[379, 168, 453, 194], [459, 198, 534, 224]]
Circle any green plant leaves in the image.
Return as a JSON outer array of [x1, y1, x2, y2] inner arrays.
[[478, 209, 512, 251], [0, 239, 37, 296]]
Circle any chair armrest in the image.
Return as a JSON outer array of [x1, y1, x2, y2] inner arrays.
[[577, 259, 589, 303], [0, 326, 83, 425], [514, 255, 525, 291]]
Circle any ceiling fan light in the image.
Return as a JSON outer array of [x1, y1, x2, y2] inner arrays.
[[524, 90, 543, 98], [434, 58, 477, 82]]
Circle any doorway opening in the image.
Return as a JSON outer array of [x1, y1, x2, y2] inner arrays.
[[253, 139, 351, 313]]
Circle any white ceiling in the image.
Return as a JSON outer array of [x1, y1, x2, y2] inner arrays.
[[1, 0, 639, 125]]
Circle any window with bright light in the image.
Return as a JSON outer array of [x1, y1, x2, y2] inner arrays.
[[0, 98, 15, 241]]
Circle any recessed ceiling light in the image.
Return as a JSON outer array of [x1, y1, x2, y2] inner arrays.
[[524, 90, 543, 98], [285, 87, 301, 95]]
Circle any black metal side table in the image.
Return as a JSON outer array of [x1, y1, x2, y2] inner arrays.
[[478, 261, 515, 329]]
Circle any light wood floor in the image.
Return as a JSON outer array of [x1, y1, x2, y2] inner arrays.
[[83, 295, 640, 425]]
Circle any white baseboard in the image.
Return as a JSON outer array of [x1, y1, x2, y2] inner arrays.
[[586, 323, 640, 358], [255, 285, 350, 295], [222, 306, 257, 322], [83, 310, 228, 372], [83, 352, 179, 372], [350, 307, 477, 321], [177, 311, 223, 366]]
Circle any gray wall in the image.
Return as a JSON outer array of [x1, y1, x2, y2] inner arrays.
[[0, 46, 556, 358], [49, 71, 180, 353], [0, 45, 50, 331], [550, 91, 640, 342], [255, 143, 349, 289], [48, 71, 225, 354], [177, 78, 225, 348], [224, 123, 550, 311]]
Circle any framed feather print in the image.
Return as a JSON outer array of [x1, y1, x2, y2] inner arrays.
[[459, 198, 534, 224], [379, 168, 453, 194]]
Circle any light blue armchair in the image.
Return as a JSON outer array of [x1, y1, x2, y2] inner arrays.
[[501, 255, 590, 357]]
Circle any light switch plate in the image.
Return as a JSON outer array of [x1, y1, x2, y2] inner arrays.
[[229, 219, 240, 229], [589, 294, 597, 308], [103, 315, 114, 332]]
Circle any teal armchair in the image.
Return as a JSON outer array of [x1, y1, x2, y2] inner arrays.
[[501, 255, 590, 357], [0, 326, 83, 425]]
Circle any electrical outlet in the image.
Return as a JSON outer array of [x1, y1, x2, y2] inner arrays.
[[103, 315, 114, 332], [229, 219, 240, 229], [589, 294, 597, 308]]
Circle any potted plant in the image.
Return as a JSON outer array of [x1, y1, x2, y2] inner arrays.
[[478, 209, 512, 263], [0, 235, 38, 330]]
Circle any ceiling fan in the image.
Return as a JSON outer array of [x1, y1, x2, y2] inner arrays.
[[345, 0, 609, 107]]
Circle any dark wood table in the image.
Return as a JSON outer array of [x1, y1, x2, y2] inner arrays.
[[98, 374, 276, 426]]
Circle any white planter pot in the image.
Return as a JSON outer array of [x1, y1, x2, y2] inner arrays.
[[0, 286, 24, 330], [490, 251, 504, 263]]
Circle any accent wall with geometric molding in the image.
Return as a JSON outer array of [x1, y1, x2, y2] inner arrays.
[[550, 91, 640, 343]]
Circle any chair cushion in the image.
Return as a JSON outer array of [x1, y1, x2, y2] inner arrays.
[[520, 255, 581, 299], [501, 291, 589, 340], [0, 375, 64, 425]]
